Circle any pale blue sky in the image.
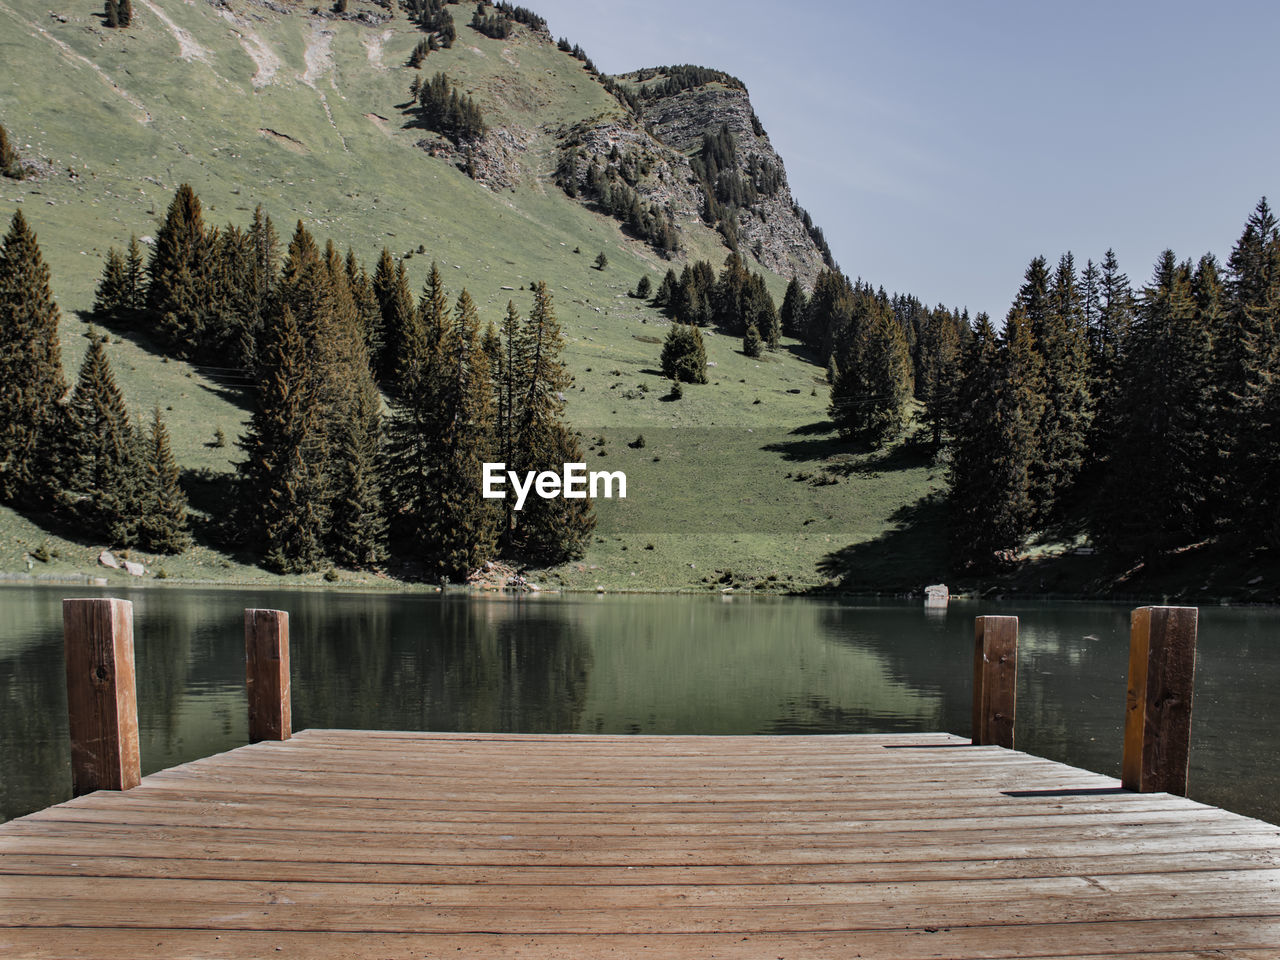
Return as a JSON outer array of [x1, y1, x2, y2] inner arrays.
[[531, 0, 1280, 318]]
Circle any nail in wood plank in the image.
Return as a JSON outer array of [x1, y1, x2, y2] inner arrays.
[[62, 598, 141, 796], [972, 616, 1018, 749], [245, 609, 291, 743], [1123, 606, 1197, 795]]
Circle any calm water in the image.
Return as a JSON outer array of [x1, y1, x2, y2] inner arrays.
[[2, 585, 1278, 824]]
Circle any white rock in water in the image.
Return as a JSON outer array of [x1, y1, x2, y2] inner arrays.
[[123, 560, 146, 577], [98, 550, 119, 569], [924, 583, 949, 607]]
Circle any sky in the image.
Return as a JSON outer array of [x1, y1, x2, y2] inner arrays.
[[528, 0, 1280, 319]]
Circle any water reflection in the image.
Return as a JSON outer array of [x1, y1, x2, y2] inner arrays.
[[1, 586, 1277, 826]]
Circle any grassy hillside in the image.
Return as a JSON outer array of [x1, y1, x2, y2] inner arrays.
[[0, 0, 950, 592]]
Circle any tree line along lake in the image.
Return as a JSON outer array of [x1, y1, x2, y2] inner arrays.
[[1, 584, 1277, 825]]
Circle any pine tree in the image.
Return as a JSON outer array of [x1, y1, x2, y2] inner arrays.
[[594, 251, 608, 271], [385, 264, 451, 564], [147, 184, 214, 358], [316, 240, 385, 567], [713, 253, 748, 333], [660, 323, 708, 384], [780, 276, 806, 339], [426, 289, 496, 581], [118, 0, 132, 25], [64, 339, 141, 546], [0, 123, 23, 180], [105, 0, 119, 29], [508, 281, 593, 563], [916, 306, 965, 449], [237, 207, 278, 371], [653, 268, 677, 309], [828, 293, 913, 448], [93, 247, 130, 322], [239, 305, 326, 573], [124, 235, 146, 312], [948, 308, 1043, 568], [493, 300, 525, 483], [1029, 253, 1093, 517], [1087, 248, 1134, 467], [1220, 199, 1280, 531], [634, 275, 651, 299], [742, 273, 778, 347], [347, 248, 382, 362], [0, 211, 68, 507], [137, 406, 190, 554], [372, 249, 415, 383], [1093, 252, 1215, 562], [328, 372, 387, 569], [743, 322, 762, 358]]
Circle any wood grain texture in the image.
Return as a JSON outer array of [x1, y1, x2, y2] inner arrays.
[[61, 598, 140, 796], [244, 608, 290, 743], [3, 731, 1277, 959], [972, 615, 1018, 748], [1123, 606, 1197, 795]]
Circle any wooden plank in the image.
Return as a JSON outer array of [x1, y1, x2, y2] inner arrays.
[[6, 867, 1279, 911], [1124, 605, 1197, 795], [5, 925, 1280, 960], [244, 609, 290, 743], [61, 598, 140, 796], [6, 884, 1280, 933], [973, 615, 1018, 748], [5, 847, 1279, 887]]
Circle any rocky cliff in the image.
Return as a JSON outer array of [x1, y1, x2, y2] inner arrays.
[[636, 77, 833, 282]]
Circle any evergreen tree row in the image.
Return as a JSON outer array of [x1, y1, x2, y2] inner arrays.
[[1, 212, 190, 552], [469, 6, 513, 39], [557, 148, 680, 256], [632, 65, 747, 100], [650, 254, 779, 345], [947, 199, 1280, 570], [412, 72, 487, 144], [234, 222, 593, 578], [405, 0, 456, 47]]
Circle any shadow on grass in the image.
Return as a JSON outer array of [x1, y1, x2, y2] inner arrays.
[[825, 435, 938, 478], [73, 309, 253, 407], [812, 493, 950, 593], [179, 468, 250, 556], [763, 426, 938, 475]]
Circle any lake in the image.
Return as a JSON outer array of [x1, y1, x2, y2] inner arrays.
[[2, 584, 1277, 825]]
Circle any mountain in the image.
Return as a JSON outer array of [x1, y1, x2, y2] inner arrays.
[[0, 0, 947, 591]]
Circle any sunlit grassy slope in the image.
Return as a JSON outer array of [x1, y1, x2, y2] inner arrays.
[[0, 0, 947, 591]]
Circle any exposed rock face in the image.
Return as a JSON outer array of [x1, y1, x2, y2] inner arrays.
[[637, 80, 833, 283], [555, 69, 834, 284]]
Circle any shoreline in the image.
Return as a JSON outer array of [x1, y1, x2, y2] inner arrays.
[[3, 569, 1277, 608]]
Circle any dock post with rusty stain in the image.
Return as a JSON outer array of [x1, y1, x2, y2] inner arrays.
[[972, 615, 1018, 749], [245, 608, 291, 743], [1123, 605, 1198, 795], [62, 597, 141, 796]]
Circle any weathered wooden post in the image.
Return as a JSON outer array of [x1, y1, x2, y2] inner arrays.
[[972, 615, 1018, 749], [1122, 605, 1198, 795], [63, 598, 141, 796], [245, 608, 291, 743]]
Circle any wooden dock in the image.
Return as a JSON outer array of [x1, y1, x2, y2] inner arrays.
[[3, 729, 1280, 958]]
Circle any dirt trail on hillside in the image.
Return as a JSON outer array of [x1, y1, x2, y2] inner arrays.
[[302, 21, 335, 88], [135, 0, 211, 63], [219, 9, 281, 87]]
